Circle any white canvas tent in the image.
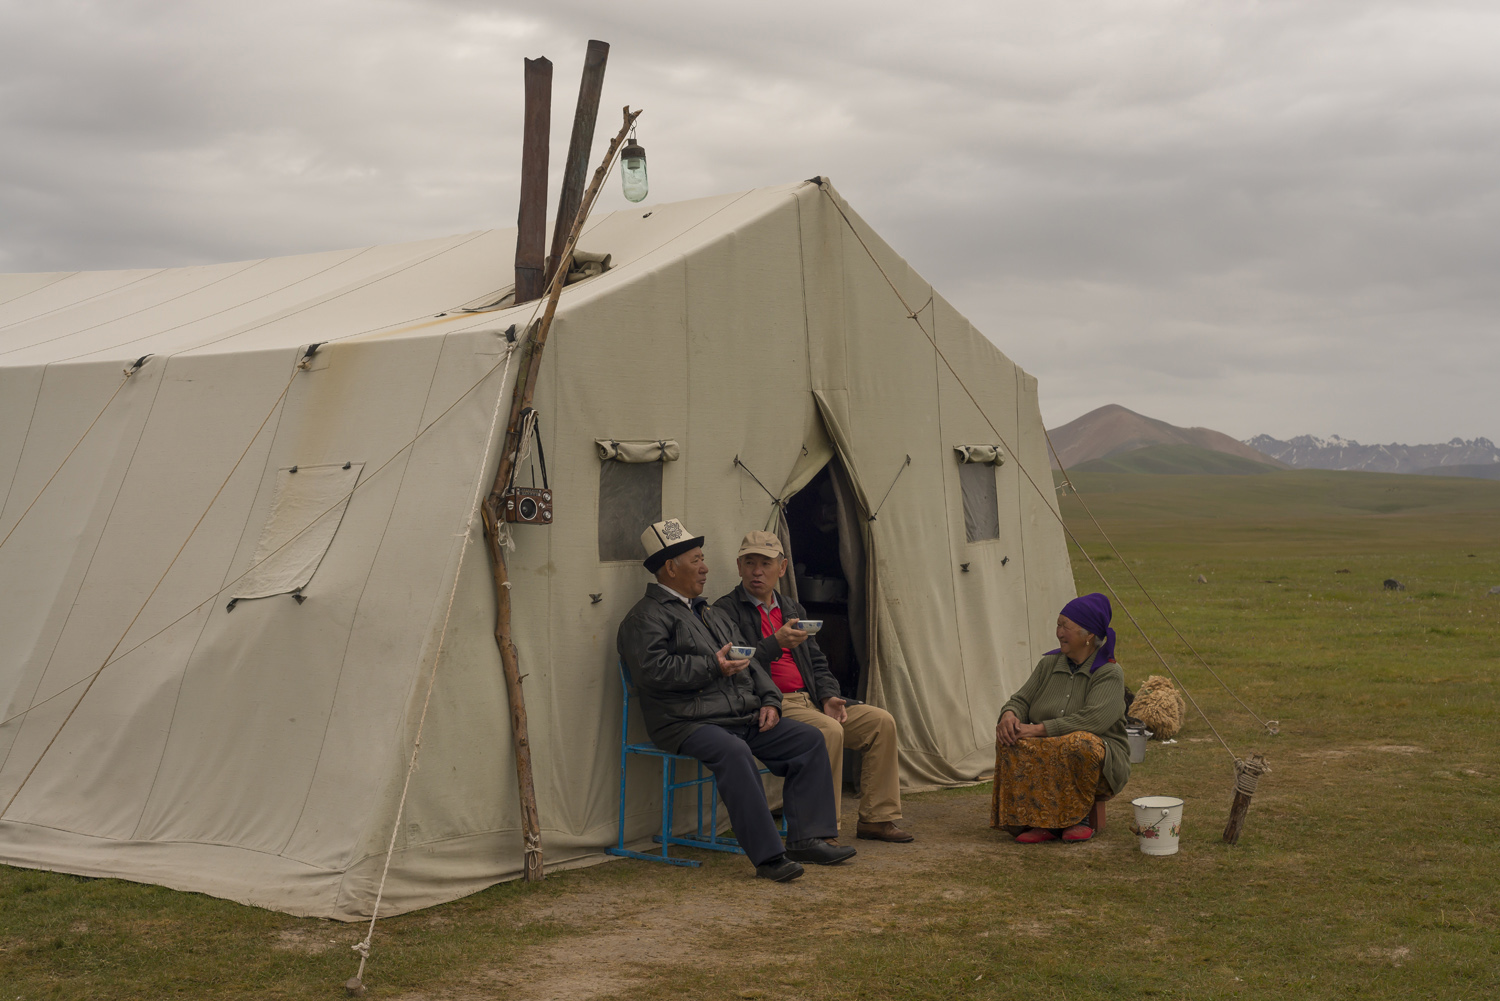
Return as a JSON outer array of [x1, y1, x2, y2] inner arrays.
[[0, 179, 1073, 920]]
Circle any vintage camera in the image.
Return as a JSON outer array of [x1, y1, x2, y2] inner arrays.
[[502, 486, 552, 524]]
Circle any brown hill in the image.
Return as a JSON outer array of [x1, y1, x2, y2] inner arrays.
[[1047, 404, 1288, 470]]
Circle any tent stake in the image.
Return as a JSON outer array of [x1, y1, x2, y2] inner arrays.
[[483, 104, 643, 882], [1222, 753, 1269, 845]]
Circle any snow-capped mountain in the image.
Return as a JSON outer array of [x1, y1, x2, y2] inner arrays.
[[1245, 434, 1500, 475]]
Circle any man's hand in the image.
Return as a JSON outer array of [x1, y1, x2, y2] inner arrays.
[[822, 696, 849, 724], [773, 618, 809, 650], [715, 643, 750, 678], [758, 705, 781, 731]]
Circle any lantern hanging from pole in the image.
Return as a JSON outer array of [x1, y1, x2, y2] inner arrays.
[[620, 129, 648, 203]]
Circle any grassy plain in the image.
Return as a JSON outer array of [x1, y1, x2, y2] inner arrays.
[[2, 469, 1498, 1000]]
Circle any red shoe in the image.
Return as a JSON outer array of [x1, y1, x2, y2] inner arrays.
[[1061, 824, 1094, 842], [1014, 828, 1059, 843]]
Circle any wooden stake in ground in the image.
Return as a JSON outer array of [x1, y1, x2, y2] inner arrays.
[[482, 105, 643, 883], [1222, 753, 1269, 845]]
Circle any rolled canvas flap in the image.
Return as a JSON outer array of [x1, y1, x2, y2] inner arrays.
[[594, 439, 680, 463], [953, 444, 1005, 465]]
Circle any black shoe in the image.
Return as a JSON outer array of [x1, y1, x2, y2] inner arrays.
[[785, 838, 857, 865], [755, 855, 805, 882]]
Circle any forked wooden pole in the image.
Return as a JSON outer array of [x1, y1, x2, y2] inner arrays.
[[482, 105, 642, 882]]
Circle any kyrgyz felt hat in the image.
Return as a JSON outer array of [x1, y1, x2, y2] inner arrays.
[[735, 530, 785, 560], [641, 518, 705, 573]]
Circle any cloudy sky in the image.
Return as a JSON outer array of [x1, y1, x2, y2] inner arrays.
[[3, 0, 1497, 444]]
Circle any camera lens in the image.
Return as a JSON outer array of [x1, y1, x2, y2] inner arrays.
[[519, 497, 538, 520]]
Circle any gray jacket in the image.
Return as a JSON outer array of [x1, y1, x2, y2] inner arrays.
[[712, 584, 841, 706], [615, 583, 782, 754]]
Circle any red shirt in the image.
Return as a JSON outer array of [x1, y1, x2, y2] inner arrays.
[[756, 603, 804, 693]]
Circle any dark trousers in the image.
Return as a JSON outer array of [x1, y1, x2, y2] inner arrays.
[[677, 716, 838, 865]]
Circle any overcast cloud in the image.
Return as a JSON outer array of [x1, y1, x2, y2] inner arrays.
[[3, 0, 1497, 443]]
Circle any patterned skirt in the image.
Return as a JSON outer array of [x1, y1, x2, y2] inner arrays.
[[990, 731, 1109, 832]]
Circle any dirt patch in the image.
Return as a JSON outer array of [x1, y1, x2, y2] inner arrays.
[[1371, 745, 1427, 754], [272, 927, 340, 955], [394, 792, 1014, 1000]]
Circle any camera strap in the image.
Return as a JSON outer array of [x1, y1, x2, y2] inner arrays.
[[506, 408, 549, 493]]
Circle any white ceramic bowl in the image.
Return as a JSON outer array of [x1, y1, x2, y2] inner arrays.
[[798, 620, 823, 635], [729, 645, 756, 659]]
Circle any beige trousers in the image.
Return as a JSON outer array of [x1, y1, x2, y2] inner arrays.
[[779, 691, 902, 829]]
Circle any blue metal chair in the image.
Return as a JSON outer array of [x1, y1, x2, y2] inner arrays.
[[606, 659, 783, 866]]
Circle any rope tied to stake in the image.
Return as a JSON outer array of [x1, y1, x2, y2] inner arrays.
[[1234, 754, 1270, 796]]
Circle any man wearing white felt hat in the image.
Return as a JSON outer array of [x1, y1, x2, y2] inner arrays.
[[616, 519, 856, 882]]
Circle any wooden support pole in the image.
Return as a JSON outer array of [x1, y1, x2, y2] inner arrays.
[[545, 39, 609, 286], [1222, 753, 1269, 845], [514, 57, 552, 305], [483, 105, 641, 883]]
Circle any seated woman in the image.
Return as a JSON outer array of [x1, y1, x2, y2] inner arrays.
[[991, 593, 1130, 843]]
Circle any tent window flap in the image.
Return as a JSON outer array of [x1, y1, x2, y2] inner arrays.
[[952, 444, 1004, 466], [598, 444, 673, 561], [233, 462, 363, 601], [958, 463, 1000, 543], [594, 439, 680, 463]]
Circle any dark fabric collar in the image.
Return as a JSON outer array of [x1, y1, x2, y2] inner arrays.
[[646, 582, 708, 613]]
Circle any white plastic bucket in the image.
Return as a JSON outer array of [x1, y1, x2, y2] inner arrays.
[[1130, 796, 1184, 855], [1126, 726, 1152, 763]]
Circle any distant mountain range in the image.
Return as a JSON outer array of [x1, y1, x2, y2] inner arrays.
[[1046, 405, 1500, 479], [1244, 434, 1500, 476], [1047, 405, 1285, 470]]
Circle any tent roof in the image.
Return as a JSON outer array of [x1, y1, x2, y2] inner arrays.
[[0, 181, 808, 367]]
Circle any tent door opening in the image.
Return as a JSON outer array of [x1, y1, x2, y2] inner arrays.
[[781, 457, 868, 702]]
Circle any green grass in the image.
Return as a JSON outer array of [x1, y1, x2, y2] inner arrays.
[[1071, 443, 1282, 476], [4, 468, 1500, 999]]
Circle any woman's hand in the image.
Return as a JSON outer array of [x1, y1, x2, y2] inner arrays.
[[996, 711, 1021, 746], [996, 712, 1046, 745]]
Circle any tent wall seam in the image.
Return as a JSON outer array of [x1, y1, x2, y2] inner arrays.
[[0, 357, 169, 779]]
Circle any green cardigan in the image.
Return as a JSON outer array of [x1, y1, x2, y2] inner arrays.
[[998, 652, 1131, 797]]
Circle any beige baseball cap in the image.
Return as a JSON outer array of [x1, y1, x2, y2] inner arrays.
[[736, 530, 785, 559]]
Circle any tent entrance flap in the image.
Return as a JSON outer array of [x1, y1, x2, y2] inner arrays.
[[781, 457, 869, 700], [232, 462, 363, 601]]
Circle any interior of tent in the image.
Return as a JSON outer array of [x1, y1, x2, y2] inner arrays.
[[0, 179, 1073, 919]]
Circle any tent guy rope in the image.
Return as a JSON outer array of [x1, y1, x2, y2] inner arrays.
[[1044, 425, 1279, 736], [0, 355, 148, 555], [0, 332, 527, 733], [345, 336, 519, 996], [814, 184, 1271, 787], [0, 356, 302, 819]]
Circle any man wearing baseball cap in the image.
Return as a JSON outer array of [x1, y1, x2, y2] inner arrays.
[[616, 519, 856, 882], [713, 530, 912, 843]]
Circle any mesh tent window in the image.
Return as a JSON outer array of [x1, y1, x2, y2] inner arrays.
[[596, 439, 679, 562], [954, 445, 1003, 544]]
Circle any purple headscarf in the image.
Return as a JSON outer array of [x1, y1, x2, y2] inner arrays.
[[1047, 592, 1117, 672]]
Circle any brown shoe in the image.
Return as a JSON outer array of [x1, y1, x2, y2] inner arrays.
[[856, 821, 914, 843]]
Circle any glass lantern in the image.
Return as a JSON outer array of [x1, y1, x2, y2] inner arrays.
[[620, 132, 648, 203]]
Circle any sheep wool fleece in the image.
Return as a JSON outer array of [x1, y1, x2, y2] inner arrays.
[[998, 653, 1131, 797]]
